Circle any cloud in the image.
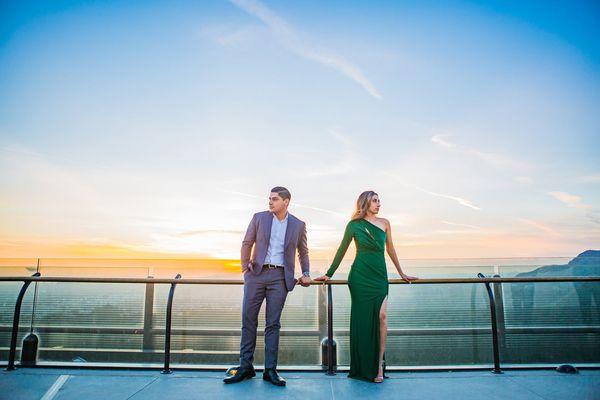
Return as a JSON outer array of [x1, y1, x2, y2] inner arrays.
[[0, 144, 101, 211], [223, 189, 347, 217], [578, 174, 600, 183], [586, 212, 600, 225], [548, 191, 592, 210], [381, 171, 482, 211], [516, 218, 561, 237], [0, 145, 45, 158], [216, 25, 264, 47], [177, 229, 245, 237], [514, 176, 533, 184], [302, 131, 482, 212], [228, 0, 382, 99], [441, 220, 481, 230], [414, 185, 481, 210], [430, 133, 529, 170], [305, 128, 359, 177], [312, 130, 483, 211], [430, 134, 456, 148]]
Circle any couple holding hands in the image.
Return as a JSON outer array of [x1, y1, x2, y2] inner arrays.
[[223, 186, 418, 386]]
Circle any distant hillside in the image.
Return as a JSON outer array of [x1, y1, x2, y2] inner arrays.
[[511, 250, 599, 325], [515, 250, 600, 277]]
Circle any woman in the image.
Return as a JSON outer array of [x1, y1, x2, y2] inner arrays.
[[315, 191, 418, 382]]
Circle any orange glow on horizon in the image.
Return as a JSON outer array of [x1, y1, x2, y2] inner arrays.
[[0, 234, 592, 261]]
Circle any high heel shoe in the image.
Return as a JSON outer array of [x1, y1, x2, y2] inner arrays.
[[374, 361, 384, 383]]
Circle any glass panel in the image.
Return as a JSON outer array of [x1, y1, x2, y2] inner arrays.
[[332, 281, 493, 367], [33, 282, 145, 364], [499, 254, 600, 364], [0, 259, 38, 362], [153, 283, 321, 367], [0, 282, 35, 362]]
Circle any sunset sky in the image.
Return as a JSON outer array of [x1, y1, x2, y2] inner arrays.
[[1, 0, 599, 260]]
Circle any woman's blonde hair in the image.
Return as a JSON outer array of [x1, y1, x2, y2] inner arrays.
[[351, 190, 379, 220]]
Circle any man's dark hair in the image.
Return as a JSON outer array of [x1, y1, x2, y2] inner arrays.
[[271, 186, 291, 201]]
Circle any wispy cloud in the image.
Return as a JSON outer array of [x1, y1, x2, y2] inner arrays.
[[430, 133, 528, 170], [578, 174, 600, 183], [441, 220, 481, 230], [516, 218, 561, 237], [311, 130, 483, 211], [586, 212, 600, 225], [223, 189, 347, 217], [214, 24, 264, 47], [381, 171, 482, 211], [414, 185, 481, 210], [228, 0, 382, 99], [514, 176, 533, 184], [430, 134, 455, 148], [305, 128, 359, 177], [548, 191, 592, 210], [0, 145, 45, 158], [177, 229, 245, 237]]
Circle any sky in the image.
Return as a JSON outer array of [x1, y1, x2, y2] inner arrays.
[[0, 0, 599, 261]]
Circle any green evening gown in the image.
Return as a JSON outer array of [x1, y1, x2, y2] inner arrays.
[[326, 218, 389, 381]]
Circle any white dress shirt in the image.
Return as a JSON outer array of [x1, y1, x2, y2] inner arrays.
[[264, 212, 288, 266]]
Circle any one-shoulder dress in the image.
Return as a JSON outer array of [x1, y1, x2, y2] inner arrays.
[[326, 218, 389, 381]]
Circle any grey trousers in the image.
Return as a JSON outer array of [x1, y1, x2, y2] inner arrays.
[[239, 266, 288, 369]]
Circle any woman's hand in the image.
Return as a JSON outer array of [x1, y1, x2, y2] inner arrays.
[[313, 274, 331, 282], [400, 273, 419, 283]]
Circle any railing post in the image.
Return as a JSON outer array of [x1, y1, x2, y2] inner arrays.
[[6, 272, 41, 371], [478, 273, 502, 374], [143, 276, 155, 351], [162, 274, 181, 374], [325, 283, 337, 375], [492, 274, 507, 357], [318, 284, 327, 343], [319, 284, 334, 371]]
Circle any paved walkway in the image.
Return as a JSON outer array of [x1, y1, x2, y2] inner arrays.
[[1, 367, 599, 400]]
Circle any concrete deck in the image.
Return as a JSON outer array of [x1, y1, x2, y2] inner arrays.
[[1, 367, 599, 400]]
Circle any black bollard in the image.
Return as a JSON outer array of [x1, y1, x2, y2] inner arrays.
[[320, 337, 337, 371], [21, 333, 39, 366]]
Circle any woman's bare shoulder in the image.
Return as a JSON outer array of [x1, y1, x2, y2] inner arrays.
[[376, 217, 391, 226]]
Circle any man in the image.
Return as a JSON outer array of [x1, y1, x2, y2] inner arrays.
[[223, 186, 311, 386]]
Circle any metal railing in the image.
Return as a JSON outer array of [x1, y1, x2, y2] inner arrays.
[[1, 274, 599, 373]]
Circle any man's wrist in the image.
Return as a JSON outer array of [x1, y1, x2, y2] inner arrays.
[[302, 271, 311, 277]]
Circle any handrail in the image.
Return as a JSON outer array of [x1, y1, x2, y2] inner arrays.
[[0, 276, 598, 284], [1, 274, 598, 374]]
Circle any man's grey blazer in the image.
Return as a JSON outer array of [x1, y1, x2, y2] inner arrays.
[[241, 210, 310, 291]]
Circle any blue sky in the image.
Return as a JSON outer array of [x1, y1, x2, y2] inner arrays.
[[0, 0, 599, 260]]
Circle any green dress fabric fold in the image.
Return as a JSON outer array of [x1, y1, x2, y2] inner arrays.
[[326, 218, 389, 381]]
